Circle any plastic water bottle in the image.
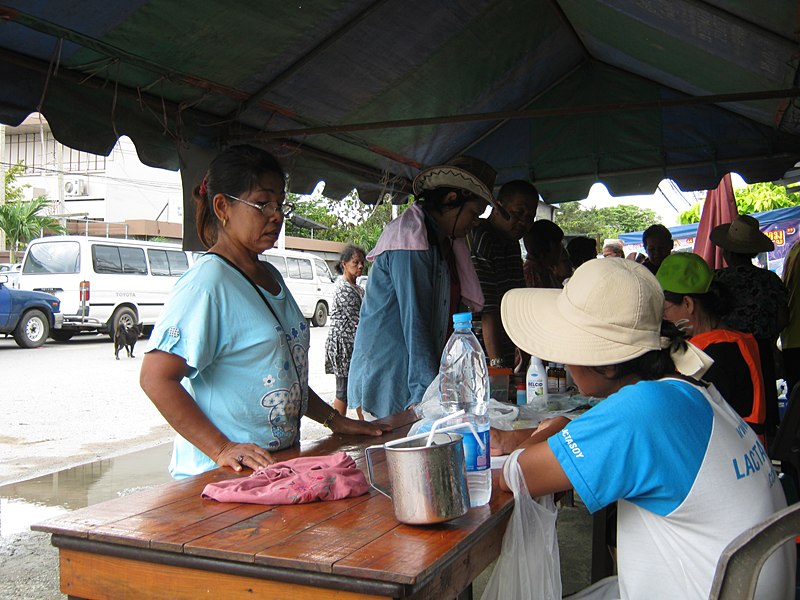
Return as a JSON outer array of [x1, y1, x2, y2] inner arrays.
[[439, 312, 492, 507], [526, 356, 548, 410]]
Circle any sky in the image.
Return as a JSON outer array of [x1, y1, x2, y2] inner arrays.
[[576, 174, 748, 227]]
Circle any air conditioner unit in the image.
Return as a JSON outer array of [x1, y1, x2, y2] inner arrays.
[[64, 177, 87, 197]]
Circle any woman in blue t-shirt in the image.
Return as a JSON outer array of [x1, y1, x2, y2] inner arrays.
[[140, 145, 387, 479], [491, 258, 793, 599]]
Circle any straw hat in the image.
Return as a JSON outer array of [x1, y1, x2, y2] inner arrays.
[[412, 156, 497, 207], [710, 215, 774, 254], [501, 258, 664, 366]]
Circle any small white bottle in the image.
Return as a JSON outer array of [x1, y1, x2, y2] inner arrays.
[[526, 356, 548, 410]]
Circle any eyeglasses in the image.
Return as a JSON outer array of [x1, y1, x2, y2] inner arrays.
[[224, 194, 294, 219]]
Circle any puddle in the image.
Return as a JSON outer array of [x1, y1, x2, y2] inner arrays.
[[0, 444, 173, 538]]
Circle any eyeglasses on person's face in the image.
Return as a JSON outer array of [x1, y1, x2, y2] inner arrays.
[[224, 193, 294, 219]]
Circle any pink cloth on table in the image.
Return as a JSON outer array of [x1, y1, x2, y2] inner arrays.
[[201, 452, 370, 505], [367, 203, 485, 312]]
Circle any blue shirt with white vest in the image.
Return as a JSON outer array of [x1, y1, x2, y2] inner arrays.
[[550, 378, 794, 599]]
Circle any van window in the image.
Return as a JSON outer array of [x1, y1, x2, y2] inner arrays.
[[22, 241, 80, 274], [286, 257, 301, 279], [315, 259, 333, 282], [148, 249, 189, 276], [296, 258, 313, 280], [264, 255, 287, 276], [93, 245, 147, 275], [284, 257, 312, 279]]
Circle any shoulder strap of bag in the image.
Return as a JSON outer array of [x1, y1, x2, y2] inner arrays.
[[207, 252, 302, 386]]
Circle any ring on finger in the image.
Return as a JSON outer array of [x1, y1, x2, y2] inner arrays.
[[236, 455, 244, 464]]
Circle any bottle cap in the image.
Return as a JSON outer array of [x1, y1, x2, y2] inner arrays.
[[452, 312, 472, 325]]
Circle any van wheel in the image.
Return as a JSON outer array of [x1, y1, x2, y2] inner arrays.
[[14, 309, 50, 348], [110, 307, 137, 341], [50, 330, 75, 342], [311, 302, 328, 327]]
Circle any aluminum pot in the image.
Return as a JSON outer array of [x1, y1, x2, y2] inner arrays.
[[365, 432, 470, 525]]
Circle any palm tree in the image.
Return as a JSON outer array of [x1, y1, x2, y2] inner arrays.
[[0, 196, 66, 262]]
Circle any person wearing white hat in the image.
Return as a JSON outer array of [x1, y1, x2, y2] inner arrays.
[[347, 156, 496, 418], [712, 214, 789, 438], [493, 258, 793, 600]]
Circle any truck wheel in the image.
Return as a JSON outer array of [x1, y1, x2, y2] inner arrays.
[[311, 302, 328, 327], [110, 307, 137, 341], [14, 309, 50, 348], [50, 330, 75, 342]]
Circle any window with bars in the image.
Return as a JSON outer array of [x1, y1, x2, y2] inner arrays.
[[5, 131, 107, 174]]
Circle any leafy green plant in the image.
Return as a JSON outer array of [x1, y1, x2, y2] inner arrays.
[[0, 162, 65, 261], [554, 202, 659, 243], [678, 181, 800, 224], [285, 190, 410, 255]]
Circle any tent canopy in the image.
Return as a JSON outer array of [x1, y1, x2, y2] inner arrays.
[[2, 0, 800, 208]]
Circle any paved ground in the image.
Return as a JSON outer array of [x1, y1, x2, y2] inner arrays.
[[0, 325, 338, 486]]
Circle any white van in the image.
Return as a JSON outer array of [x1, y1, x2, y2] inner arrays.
[[17, 235, 192, 341], [259, 248, 335, 326]]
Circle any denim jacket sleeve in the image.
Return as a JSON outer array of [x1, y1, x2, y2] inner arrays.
[[389, 249, 449, 406]]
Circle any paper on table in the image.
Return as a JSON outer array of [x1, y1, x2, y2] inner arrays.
[[491, 455, 509, 470]]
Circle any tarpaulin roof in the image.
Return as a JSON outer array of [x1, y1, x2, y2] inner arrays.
[[2, 0, 800, 208]]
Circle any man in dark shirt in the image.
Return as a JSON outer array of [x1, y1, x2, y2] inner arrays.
[[641, 224, 673, 275], [468, 180, 539, 369]]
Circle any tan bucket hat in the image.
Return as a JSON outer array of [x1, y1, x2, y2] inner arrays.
[[501, 259, 664, 366], [412, 156, 497, 207], [710, 215, 774, 254], [501, 258, 713, 376]]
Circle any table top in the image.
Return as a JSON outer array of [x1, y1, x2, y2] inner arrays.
[[33, 410, 514, 597]]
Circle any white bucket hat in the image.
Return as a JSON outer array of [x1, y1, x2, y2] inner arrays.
[[501, 258, 712, 376]]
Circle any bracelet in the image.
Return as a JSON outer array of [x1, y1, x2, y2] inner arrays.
[[489, 357, 507, 368], [322, 409, 338, 430]]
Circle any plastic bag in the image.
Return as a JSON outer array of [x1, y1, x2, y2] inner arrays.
[[487, 398, 518, 430], [413, 375, 447, 420], [481, 449, 562, 600]]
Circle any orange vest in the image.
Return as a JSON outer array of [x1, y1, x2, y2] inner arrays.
[[690, 329, 765, 426]]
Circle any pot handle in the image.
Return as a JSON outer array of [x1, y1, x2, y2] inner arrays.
[[365, 444, 391, 498]]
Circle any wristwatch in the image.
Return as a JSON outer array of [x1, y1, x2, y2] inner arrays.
[[322, 409, 338, 429]]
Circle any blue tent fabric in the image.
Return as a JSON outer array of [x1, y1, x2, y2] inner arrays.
[[619, 206, 800, 276], [619, 207, 800, 245]]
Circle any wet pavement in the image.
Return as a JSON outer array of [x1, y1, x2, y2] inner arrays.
[[0, 444, 174, 600], [0, 444, 173, 539]]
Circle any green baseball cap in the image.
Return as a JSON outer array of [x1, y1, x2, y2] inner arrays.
[[656, 252, 713, 294]]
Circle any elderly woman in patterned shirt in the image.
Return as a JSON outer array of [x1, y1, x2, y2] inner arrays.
[[325, 244, 367, 417]]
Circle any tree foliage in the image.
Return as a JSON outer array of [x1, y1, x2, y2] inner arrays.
[[678, 181, 800, 224], [554, 202, 659, 243], [0, 162, 65, 261], [285, 190, 409, 254]]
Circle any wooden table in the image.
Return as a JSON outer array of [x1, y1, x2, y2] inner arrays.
[[33, 411, 514, 599]]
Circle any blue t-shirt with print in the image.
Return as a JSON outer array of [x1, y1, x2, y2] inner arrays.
[[146, 254, 309, 479], [549, 378, 713, 515]]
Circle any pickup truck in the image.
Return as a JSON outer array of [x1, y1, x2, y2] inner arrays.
[[0, 273, 63, 348]]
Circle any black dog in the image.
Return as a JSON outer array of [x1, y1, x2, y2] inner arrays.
[[114, 322, 143, 360]]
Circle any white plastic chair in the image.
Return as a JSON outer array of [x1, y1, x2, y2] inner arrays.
[[708, 502, 800, 599]]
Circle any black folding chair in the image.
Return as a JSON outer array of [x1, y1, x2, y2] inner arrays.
[[771, 382, 800, 495]]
